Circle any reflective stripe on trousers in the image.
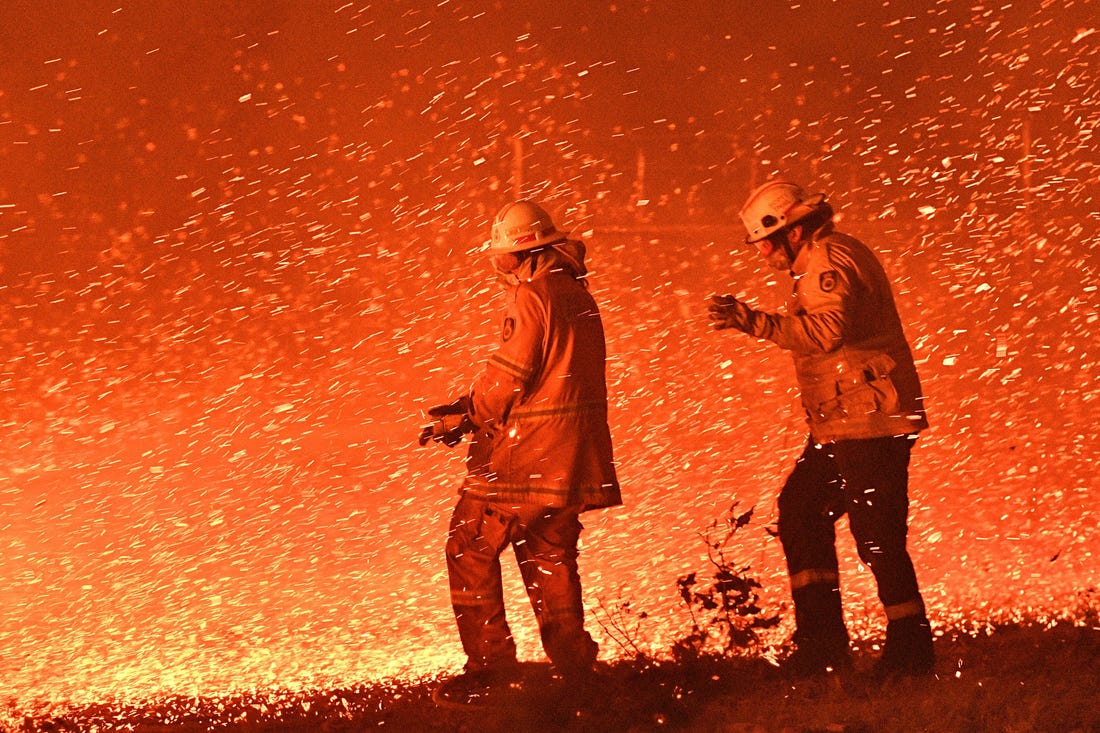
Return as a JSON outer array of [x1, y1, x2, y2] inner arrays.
[[778, 436, 926, 616], [790, 568, 841, 592]]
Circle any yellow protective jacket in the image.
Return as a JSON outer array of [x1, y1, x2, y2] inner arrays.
[[745, 225, 929, 442], [462, 241, 622, 509]]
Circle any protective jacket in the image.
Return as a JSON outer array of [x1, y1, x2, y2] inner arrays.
[[463, 240, 621, 509], [739, 225, 928, 442]]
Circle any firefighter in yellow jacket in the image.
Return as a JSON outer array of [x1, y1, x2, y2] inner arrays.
[[708, 181, 934, 678], [420, 200, 621, 700]]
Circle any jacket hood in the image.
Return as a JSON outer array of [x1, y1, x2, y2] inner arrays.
[[501, 239, 588, 286], [547, 239, 588, 278]]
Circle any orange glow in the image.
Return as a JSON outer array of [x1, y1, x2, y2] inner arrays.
[[1, 1, 1097, 724]]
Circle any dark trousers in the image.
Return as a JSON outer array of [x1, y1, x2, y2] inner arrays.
[[778, 436, 927, 645], [445, 493, 598, 673]]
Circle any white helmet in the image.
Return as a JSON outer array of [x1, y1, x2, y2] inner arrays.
[[488, 200, 568, 254], [739, 181, 826, 243]]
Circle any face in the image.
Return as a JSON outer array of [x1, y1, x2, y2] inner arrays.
[[753, 228, 796, 272], [491, 252, 522, 275]]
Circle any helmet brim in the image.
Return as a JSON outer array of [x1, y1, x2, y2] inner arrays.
[[484, 230, 569, 255], [743, 192, 827, 244]]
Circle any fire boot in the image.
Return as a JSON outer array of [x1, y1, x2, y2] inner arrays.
[[785, 584, 851, 676], [876, 614, 934, 678]]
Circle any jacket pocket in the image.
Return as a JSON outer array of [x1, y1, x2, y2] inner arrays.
[[448, 497, 516, 560], [809, 353, 900, 420], [839, 353, 900, 417], [866, 353, 900, 412]]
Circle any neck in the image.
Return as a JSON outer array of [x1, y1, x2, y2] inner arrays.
[[789, 239, 812, 276]]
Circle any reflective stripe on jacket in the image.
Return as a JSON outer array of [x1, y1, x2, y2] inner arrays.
[[463, 244, 621, 509], [746, 226, 929, 442]]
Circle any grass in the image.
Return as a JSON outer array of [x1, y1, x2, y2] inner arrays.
[[9, 620, 1100, 733]]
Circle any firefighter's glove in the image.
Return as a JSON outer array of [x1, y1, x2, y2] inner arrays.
[[708, 294, 757, 333], [418, 397, 475, 447]]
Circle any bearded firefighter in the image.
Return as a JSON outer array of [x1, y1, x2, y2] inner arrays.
[[708, 181, 934, 678], [420, 200, 621, 702]]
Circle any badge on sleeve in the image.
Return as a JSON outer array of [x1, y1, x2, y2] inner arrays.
[[502, 317, 516, 342], [819, 270, 839, 293]]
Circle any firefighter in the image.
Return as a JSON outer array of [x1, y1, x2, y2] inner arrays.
[[707, 181, 934, 678], [420, 200, 621, 702]]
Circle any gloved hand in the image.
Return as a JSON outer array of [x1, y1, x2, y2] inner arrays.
[[707, 294, 756, 332], [417, 397, 475, 447]]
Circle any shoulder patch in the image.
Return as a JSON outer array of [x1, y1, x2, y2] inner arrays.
[[819, 270, 839, 293], [502, 316, 516, 342]]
